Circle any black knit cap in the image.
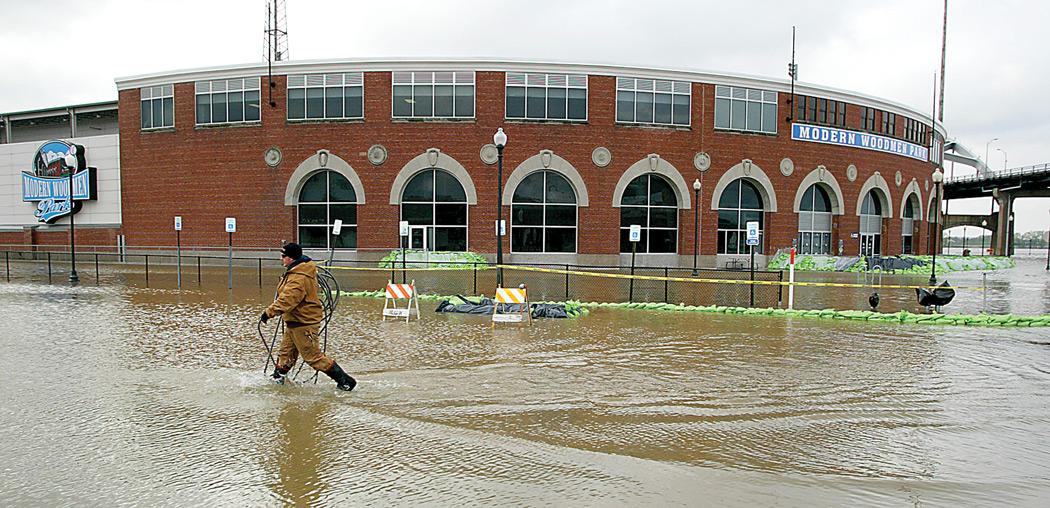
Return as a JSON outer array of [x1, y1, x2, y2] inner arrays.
[[281, 242, 303, 260]]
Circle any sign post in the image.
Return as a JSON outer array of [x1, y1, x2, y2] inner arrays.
[[330, 219, 343, 264], [175, 216, 183, 289], [399, 220, 409, 284], [225, 217, 236, 289], [629, 224, 641, 302], [788, 246, 796, 309], [746, 221, 760, 307]]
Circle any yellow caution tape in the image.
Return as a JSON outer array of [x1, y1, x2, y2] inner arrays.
[[326, 263, 983, 291]]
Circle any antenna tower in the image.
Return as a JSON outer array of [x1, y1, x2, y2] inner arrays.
[[264, 0, 288, 107]]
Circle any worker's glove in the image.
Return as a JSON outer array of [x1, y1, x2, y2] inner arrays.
[[260, 311, 270, 323]]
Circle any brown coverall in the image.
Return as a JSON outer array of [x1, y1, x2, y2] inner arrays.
[[264, 259, 335, 373]]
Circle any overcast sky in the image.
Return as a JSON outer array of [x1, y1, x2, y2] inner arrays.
[[2, 0, 1047, 233]]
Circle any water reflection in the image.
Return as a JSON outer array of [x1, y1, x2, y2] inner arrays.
[[1, 274, 1049, 506]]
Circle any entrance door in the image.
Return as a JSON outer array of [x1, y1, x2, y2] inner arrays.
[[859, 233, 881, 257], [409, 226, 429, 251]]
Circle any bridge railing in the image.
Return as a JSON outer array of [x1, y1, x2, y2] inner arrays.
[[948, 162, 1050, 184]]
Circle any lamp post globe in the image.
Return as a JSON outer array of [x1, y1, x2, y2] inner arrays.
[[692, 178, 701, 275], [493, 128, 507, 286], [929, 168, 943, 284]]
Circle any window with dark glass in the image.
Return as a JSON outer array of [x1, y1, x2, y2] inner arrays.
[[287, 73, 363, 120], [510, 171, 577, 253], [505, 72, 587, 121], [795, 95, 846, 127], [797, 184, 832, 255], [903, 117, 929, 145], [616, 77, 690, 126], [619, 174, 679, 253], [392, 71, 474, 119], [902, 196, 917, 254], [297, 170, 358, 249], [140, 85, 174, 130], [880, 111, 896, 136], [714, 85, 777, 134], [860, 106, 876, 131], [400, 169, 468, 251], [717, 179, 764, 254], [195, 78, 260, 125], [859, 190, 883, 256]]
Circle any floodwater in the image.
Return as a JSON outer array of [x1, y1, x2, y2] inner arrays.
[[2, 259, 1049, 506]]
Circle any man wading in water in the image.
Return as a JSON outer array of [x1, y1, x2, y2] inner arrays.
[[261, 243, 357, 391]]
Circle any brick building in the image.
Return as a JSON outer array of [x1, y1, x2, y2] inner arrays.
[[3, 59, 946, 268]]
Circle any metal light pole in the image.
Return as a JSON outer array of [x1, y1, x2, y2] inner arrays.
[[1045, 210, 1049, 270], [997, 147, 1007, 171], [64, 153, 79, 283], [984, 137, 998, 174], [493, 128, 507, 286], [692, 178, 701, 275], [929, 168, 943, 284]]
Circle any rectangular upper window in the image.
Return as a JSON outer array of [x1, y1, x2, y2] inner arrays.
[[392, 71, 474, 119], [880, 111, 896, 136], [140, 85, 174, 130], [195, 78, 261, 125], [860, 106, 877, 131], [287, 73, 364, 120], [505, 72, 587, 121], [616, 77, 690, 127], [795, 95, 845, 127], [903, 117, 928, 144], [714, 85, 777, 134]]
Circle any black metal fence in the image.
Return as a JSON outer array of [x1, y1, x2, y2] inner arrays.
[[1, 250, 784, 308]]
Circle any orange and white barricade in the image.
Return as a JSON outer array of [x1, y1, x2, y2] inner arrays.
[[382, 280, 420, 322], [492, 284, 532, 326]]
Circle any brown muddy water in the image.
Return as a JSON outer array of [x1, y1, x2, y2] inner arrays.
[[1, 259, 1049, 506]]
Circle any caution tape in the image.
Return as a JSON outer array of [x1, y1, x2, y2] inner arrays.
[[326, 263, 984, 291]]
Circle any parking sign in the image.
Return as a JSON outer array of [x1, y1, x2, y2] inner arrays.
[[746, 221, 759, 246]]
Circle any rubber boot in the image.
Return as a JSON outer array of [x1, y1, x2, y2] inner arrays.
[[324, 362, 357, 391], [271, 366, 289, 385]]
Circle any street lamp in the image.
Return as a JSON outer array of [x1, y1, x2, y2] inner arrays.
[[996, 147, 1007, 170], [984, 137, 998, 173], [64, 152, 79, 284], [981, 219, 988, 255], [493, 127, 507, 286], [692, 178, 701, 275], [1046, 209, 1049, 270], [929, 168, 943, 283]]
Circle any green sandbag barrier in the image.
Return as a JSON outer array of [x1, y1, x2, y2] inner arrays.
[[579, 300, 1050, 327], [340, 291, 590, 318]]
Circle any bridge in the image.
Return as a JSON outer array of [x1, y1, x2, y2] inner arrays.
[[942, 162, 1050, 255]]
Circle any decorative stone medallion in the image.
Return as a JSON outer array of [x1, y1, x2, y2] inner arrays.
[[846, 164, 858, 182], [894, 170, 903, 186], [480, 144, 499, 165], [693, 151, 711, 172], [779, 157, 794, 177], [591, 146, 611, 168], [367, 144, 388, 166], [264, 147, 282, 167]]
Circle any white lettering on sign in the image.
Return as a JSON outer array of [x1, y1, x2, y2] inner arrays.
[[225, 217, 236, 233]]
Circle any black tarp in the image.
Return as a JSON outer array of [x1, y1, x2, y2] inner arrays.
[[434, 295, 570, 318]]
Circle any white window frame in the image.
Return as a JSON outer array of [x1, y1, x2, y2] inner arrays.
[[615, 77, 691, 127], [140, 84, 174, 130], [391, 71, 475, 119], [398, 169, 470, 252], [505, 72, 588, 122], [714, 85, 778, 134], [296, 170, 359, 250], [287, 73, 364, 121], [194, 77, 262, 126], [797, 185, 832, 255]]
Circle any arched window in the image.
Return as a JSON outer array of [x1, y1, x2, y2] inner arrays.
[[718, 179, 764, 254], [902, 196, 918, 254], [298, 170, 358, 249], [511, 170, 577, 253], [859, 190, 882, 256], [798, 184, 832, 255], [619, 174, 678, 253], [400, 169, 468, 251]]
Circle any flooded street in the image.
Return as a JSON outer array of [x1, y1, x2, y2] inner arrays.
[[2, 260, 1050, 506]]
